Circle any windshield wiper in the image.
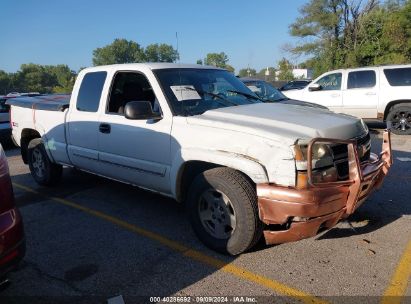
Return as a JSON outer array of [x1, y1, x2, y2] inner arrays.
[[275, 97, 290, 101], [183, 87, 239, 107], [226, 90, 262, 102]]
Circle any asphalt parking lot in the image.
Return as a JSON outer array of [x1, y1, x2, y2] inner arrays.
[[1, 126, 410, 304]]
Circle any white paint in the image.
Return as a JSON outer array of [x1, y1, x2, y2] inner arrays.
[[9, 63, 368, 201], [283, 64, 411, 119]]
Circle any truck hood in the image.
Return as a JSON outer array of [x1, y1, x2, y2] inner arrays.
[[186, 103, 367, 143], [280, 98, 329, 110]]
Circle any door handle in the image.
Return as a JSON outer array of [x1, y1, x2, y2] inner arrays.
[[365, 92, 377, 96], [331, 93, 340, 98], [99, 123, 111, 134]]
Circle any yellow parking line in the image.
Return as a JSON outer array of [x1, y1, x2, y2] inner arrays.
[[381, 240, 411, 304], [13, 182, 328, 304]]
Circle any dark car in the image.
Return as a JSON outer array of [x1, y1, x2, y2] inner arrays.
[[279, 80, 311, 91], [240, 78, 328, 109], [0, 97, 12, 144], [0, 144, 25, 285]]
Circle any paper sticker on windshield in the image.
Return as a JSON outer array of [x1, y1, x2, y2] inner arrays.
[[247, 85, 261, 93], [170, 85, 201, 101]]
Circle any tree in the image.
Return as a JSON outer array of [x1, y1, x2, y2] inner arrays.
[[92, 39, 179, 66], [225, 64, 235, 73], [276, 58, 294, 81], [238, 68, 257, 77], [144, 43, 179, 62], [0, 70, 11, 94], [46, 65, 76, 93], [18, 64, 56, 93], [196, 59, 203, 65], [204, 52, 229, 68], [0, 64, 77, 94], [288, 0, 379, 75], [376, 0, 411, 64], [92, 38, 145, 66]]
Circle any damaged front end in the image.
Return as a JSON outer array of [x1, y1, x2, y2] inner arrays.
[[257, 130, 392, 245]]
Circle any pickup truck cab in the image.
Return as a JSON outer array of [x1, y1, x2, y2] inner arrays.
[[7, 63, 392, 255], [283, 64, 411, 135]]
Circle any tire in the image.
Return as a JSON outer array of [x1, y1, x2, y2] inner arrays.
[[186, 167, 262, 255], [386, 104, 411, 135], [27, 138, 62, 186]]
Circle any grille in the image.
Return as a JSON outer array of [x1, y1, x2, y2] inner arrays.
[[330, 132, 371, 180]]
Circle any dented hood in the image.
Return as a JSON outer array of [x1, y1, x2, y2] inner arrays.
[[187, 103, 367, 143]]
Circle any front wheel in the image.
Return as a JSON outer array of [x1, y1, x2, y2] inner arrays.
[[27, 138, 62, 186], [386, 104, 411, 135], [186, 168, 262, 255]]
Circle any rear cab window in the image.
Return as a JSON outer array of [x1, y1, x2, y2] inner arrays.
[[383, 68, 411, 86], [347, 70, 376, 89], [76, 71, 107, 112]]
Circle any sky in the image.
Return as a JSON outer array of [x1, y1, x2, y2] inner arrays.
[[0, 0, 308, 73]]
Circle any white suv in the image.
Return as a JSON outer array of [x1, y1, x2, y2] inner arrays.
[[283, 64, 411, 135]]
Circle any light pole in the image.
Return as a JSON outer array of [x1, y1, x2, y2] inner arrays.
[[265, 67, 270, 81]]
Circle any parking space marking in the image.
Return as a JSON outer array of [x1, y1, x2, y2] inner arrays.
[[13, 182, 328, 304], [107, 295, 125, 304], [381, 240, 411, 304], [396, 157, 411, 162]]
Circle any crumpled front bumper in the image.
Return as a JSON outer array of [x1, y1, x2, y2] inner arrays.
[[257, 130, 393, 245]]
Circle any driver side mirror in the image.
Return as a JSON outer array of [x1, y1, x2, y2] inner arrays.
[[308, 83, 322, 92], [124, 101, 162, 120]]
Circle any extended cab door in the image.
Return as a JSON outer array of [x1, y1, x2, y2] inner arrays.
[[302, 72, 344, 112], [342, 69, 378, 118], [96, 70, 172, 194], [67, 71, 108, 171]]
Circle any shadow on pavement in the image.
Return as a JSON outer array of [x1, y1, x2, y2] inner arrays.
[[317, 135, 411, 240]]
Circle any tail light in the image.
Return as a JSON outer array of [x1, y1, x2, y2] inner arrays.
[[0, 147, 14, 214]]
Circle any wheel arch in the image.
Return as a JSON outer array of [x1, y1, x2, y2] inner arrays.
[[384, 100, 411, 120], [171, 149, 269, 202], [20, 128, 42, 164]]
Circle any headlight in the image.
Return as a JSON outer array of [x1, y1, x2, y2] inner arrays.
[[294, 142, 337, 188], [294, 143, 334, 170]]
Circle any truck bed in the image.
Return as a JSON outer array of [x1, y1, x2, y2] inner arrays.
[[6, 94, 70, 111]]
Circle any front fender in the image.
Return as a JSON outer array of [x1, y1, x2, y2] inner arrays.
[[170, 147, 269, 199]]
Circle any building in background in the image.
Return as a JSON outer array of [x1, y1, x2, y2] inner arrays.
[[291, 68, 312, 79], [274, 68, 312, 80]]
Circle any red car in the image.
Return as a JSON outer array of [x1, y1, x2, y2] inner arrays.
[[0, 144, 24, 284]]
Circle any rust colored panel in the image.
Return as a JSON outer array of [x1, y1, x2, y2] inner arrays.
[[257, 186, 349, 224], [258, 130, 392, 244], [263, 209, 345, 245]]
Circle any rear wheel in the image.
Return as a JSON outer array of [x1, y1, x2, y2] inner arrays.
[[27, 138, 62, 186], [386, 104, 411, 135], [187, 167, 262, 255]]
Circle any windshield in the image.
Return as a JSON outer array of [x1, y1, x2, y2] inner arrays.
[[154, 69, 261, 116], [244, 80, 288, 102]]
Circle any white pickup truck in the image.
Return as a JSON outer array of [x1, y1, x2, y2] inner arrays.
[[283, 64, 411, 135], [7, 63, 392, 255]]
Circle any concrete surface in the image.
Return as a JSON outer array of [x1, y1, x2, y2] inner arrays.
[[0, 126, 410, 304]]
